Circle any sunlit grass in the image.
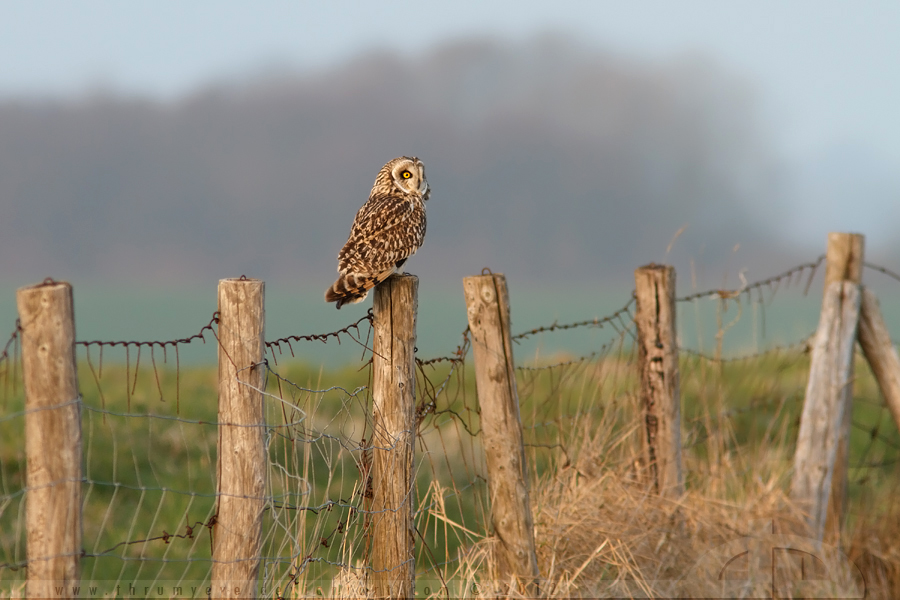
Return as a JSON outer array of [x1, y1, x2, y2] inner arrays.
[[0, 344, 898, 597]]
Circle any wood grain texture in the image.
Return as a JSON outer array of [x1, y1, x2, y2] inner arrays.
[[634, 265, 684, 498], [370, 274, 417, 599], [824, 232, 864, 542], [824, 232, 864, 288], [212, 279, 266, 599], [17, 281, 82, 600], [463, 274, 539, 594], [858, 287, 900, 439], [791, 281, 861, 543]]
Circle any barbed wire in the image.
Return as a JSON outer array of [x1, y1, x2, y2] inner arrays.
[[415, 327, 470, 424], [864, 261, 900, 284], [510, 296, 636, 342], [677, 335, 814, 364], [265, 309, 375, 364], [515, 351, 603, 372], [0, 320, 20, 364], [76, 313, 220, 353], [676, 255, 825, 304], [88, 518, 215, 558], [82, 494, 370, 566], [0, 320, 21, 404], [0, 559, 25, 572]]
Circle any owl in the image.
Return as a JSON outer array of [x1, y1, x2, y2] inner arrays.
[[325, 157, 429, 309]]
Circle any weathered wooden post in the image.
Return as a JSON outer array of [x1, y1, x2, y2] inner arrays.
[[791, 232, 863, 543], [463, 273, 539, 595], [213, 278, 266, 599], [370, 274, 418, 599], [858, 288, 900, 434], [17, 280, 82, 599], [633, 265, 684, 498]]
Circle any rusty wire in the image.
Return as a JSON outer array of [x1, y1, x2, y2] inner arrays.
[[678, 336, 814, 364], [415, 327, 470, 370], [74, 313, 221, 413], [510, 296, 636, 342], [415, 327, 470, 424], [87, 518, 215, 558], [676, 255, 825, 303], [0, 321, 21, 403], [0, 320, 20, 364], [265, 309, 374, 363], [0, 559, 25, 572], [864, 261, 900, 284], [84, 498, 365, 566], [76, 312, 220, 352]]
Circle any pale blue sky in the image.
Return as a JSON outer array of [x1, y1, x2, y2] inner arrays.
[[2, 0, 898, 244]]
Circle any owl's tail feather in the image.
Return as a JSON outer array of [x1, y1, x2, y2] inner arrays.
[[325, 268, 395, 309]]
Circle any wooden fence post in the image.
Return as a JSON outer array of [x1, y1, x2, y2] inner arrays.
[[463, 273, 539, 595], [858, 288, 900, 434], [792, 232, 863, 543], [634, 264, 684, 498], [213, 278, 266, 599], [17, 281, 82, 600], [370, 274, 418, 599]]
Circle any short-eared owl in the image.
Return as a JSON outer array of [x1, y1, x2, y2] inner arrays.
[[325, 157, 429, 309]]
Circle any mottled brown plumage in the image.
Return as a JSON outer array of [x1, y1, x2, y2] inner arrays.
[[326, 157, 429, 308]]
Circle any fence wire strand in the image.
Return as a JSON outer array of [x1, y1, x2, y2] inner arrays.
[[2, 256, 899, 597]]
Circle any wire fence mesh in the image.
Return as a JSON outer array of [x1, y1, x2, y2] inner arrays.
[[0, 257, 899, 597]]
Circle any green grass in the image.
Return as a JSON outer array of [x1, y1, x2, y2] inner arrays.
[[1, 343, 899, 597]]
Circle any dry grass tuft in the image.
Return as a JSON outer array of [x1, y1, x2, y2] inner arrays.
[[845, 489, 900, 600], [453, 352, 900, 598]]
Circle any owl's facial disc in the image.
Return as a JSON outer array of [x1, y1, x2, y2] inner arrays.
[[392, 160, 421, 194]]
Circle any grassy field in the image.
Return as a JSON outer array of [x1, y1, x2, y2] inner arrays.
[[1, 336, 900, 597]]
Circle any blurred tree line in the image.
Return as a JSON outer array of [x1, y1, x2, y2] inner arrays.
[[0, 36, 791, 289]]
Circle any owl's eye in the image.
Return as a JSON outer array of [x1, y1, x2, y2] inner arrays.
[[401, 171, 412, 179]]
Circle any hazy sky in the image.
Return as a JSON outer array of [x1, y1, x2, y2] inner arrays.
[[2, 0, 898, 244]]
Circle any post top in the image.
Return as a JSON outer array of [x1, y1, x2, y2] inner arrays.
[[463, 272, 505, 282], [385, 273, 418, 281], [219, 276, 264, 284], [16, 278, 72, 294], [636, 263, 674, 273]]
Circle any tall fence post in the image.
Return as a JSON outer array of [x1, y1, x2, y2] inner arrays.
[[633, 265, 684, 498], [369, 274, 418, 599], [463, 273, 539, 595], [792, 232, 863, 543], [213, 278, 266, 599], [16, 281, 82, 600]]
